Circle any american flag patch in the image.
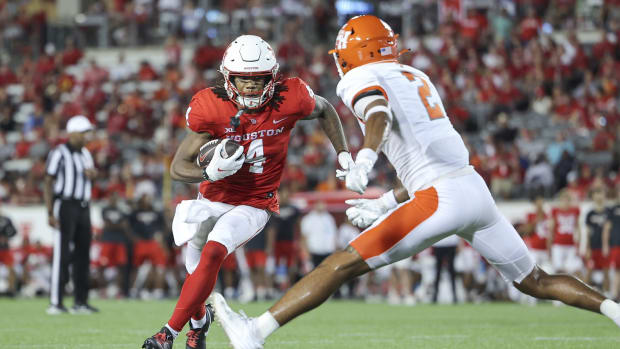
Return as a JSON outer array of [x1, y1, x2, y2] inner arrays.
[[379, 47, 392, 56]]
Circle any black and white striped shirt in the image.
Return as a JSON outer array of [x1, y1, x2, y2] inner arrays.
[[45, 143, 94, 202]]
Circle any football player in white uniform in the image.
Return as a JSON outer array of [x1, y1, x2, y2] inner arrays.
[[214, 15, 620, 349]]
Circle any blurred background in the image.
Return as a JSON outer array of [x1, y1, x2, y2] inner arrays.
[[0, 0, 620, 306]]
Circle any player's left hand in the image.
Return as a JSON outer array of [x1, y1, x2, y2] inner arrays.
[[345, 205, 379, 229], [345, 191, 397, 228]]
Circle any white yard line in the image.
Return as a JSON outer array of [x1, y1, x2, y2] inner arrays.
[[534, 337, 620, 341]]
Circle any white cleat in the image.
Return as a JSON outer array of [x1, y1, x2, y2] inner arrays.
[[212, 292, 264, 349]]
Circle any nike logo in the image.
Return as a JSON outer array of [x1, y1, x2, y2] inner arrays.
[[199, 152, 208, 163], [273, 117, 288, 124]]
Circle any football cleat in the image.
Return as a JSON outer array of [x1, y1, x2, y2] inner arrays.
[[46, 304, 68, 315], [212, 292, 264, 349], [186, 304, 215, 349], [142, 327, 174, 349], [70, 303, 99, 314]]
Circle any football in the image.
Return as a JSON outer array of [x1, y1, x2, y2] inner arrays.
[[196, 139, 242, 168]]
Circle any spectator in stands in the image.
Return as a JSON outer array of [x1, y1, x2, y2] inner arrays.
[[300, 201, 337, 268], [109, 53, 133, 82], [491, 8, 513, 42], [585, 187, 610, 293], [553, 150, 575, 192], [0, 62, 18, 86], [129, 192, 167, 299], [546, 131, 575, 166], [60, 38, 83, 67], [137, 61, 158, 81], [524, 154, 554, 197], [518, 7, 541, 42], [181, 1, 202, 39], [492, 113, 518, 145]]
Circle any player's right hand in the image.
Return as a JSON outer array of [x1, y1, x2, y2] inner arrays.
[[48, 214, 58, 229], [205, 139, 245, 182]]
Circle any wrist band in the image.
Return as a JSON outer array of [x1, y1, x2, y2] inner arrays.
[[380, 189, 398, 209], [365, 105, 391, 119], [356, 148, 378, 166]]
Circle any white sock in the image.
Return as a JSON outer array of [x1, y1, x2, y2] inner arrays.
[[165, 324, 179, 338], [191, 314, 207, 329], [600, 299, 620, 326], [255, 311, 280, 340]]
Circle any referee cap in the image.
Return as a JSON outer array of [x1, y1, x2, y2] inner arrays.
[[66, 115, 93, 133]]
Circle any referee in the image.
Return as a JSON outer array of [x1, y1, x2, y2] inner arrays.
[[44, 115, 98, 315]]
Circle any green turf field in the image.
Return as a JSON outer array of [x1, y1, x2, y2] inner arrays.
[[0, 298, 618, 348]]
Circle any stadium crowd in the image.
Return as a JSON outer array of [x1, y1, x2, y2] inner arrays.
[[1, 1, 620, 303]]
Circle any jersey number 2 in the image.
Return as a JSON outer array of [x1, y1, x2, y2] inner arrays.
[[401, 72, 446, 120]]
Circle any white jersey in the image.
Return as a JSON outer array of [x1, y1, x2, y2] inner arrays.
[[336, 61, 469, 194]]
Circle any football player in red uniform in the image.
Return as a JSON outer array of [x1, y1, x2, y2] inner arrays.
[[142, 35, 352, 349], [550, 189, 583, 276], [522, 195, 552, 268]]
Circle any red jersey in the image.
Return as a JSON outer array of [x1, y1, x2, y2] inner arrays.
[[551, 207, 580, 246], [186, 77, 316, 212], [525, 212, 550, 250]]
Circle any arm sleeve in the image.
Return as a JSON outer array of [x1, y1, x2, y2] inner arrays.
[[336, 70, 387, 111], [353, 95, 389, 123], [45, 148, 62, 177], [185, 92, 217, 134]]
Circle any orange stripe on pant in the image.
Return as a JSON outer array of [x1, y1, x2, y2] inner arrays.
[[351, 187, 439, 261]]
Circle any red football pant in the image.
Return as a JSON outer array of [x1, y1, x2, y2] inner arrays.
[[168, 241, 227, 331]]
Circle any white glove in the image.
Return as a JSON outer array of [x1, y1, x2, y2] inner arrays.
[[205, 139, 245, 182], [345, 148, 377, 194], [336, 151, 354, 180], [345, 190, 398, 228]]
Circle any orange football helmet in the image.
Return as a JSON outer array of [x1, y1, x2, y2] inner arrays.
[[329, 15, 400, 77]]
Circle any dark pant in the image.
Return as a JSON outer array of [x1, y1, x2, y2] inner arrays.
[[433, 246, 457, 303], [50, 200, 92, 306], [311, 253, 330, 268]]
